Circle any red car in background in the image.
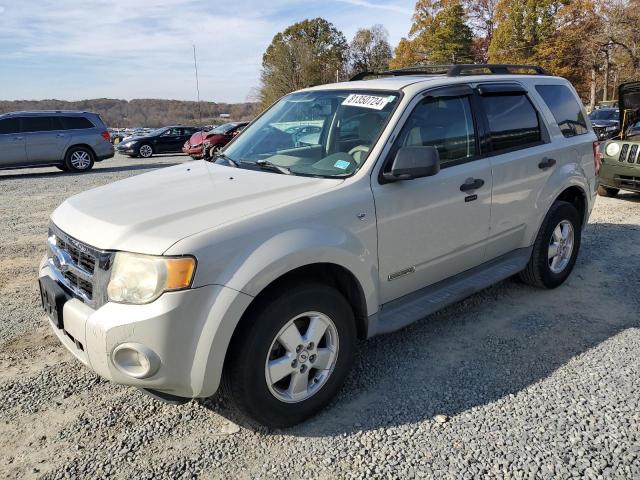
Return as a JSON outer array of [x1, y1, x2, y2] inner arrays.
[[182, 122, 248, 159]]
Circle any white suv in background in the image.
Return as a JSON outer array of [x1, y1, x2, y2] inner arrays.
[[39, 64, 599, 427]]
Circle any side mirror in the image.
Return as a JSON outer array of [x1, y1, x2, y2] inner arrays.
[[382, 146, 440, 182]]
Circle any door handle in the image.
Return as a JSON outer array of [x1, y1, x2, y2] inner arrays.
[[460, 178, 485, 192], [538, 157, 556, 170], [56, 134, 66, 137], [13, 137, 24, 141]]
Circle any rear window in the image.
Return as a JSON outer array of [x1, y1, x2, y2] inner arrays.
[[60, 116, 95, 129], [480, 94, 542, 152], [536, 84, 588, 137], [0, 117, 20, 134]]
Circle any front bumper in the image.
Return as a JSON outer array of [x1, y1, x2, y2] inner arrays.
[[116, 144, 137, 155], [600, 159, 640, 192], [39, 259, 252, 398]]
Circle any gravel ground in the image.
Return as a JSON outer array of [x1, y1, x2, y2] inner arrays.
[[1, 154, 639, 479]]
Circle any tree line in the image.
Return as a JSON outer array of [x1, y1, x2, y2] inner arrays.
[[0, 99, 260, 128], [259, 0, 640, 109]]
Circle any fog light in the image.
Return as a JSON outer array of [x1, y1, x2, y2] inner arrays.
[[112, 343, 160, 379]]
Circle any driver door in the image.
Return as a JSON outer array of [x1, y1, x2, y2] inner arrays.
[[372, 89, 493, 304]]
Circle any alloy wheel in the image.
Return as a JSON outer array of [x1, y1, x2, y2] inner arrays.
[[139, 145, 153, 158], [70, 150, 91, 170], [265, 311, 339, 403], [548, 219, 575, 274]]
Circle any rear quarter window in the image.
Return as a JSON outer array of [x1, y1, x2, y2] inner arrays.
[[535, 84, 588, 137], [60, 116, 95, 130], [480, 94, 542, 152], [0, 117, 20, 134]]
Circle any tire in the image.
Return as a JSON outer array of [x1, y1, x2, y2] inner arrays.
[[64, 147, 95, 172], [597, 185, 619, 197], [223, 283, 357, 428], [519, 201, 581, 289], [138, 144, 153, 158], [209, 144, 222, 158]]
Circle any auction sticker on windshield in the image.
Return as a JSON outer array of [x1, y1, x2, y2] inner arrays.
[[342, 94, 393, 110]]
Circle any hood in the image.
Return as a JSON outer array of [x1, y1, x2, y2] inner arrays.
[[620, 81, 640, 131], [188, 131, 205, 144], [51, 161, 341, 255]]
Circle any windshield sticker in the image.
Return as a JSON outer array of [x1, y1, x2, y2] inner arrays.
[[334, 160, 351, 170], [342, 94, 391, 110]]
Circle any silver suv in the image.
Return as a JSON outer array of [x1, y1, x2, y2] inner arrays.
[[38, 65, 599, 427], [0, 110, 114, 172]]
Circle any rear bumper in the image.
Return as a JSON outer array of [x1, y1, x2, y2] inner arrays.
[[96, 151, 115, 161]]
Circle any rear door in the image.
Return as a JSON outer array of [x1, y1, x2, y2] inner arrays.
[[0, 117, 27, 167], [22, 116, 68, 163], [476, 83, 560, 259]]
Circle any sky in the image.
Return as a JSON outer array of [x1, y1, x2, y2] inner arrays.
[[0, 0, 415, 103]]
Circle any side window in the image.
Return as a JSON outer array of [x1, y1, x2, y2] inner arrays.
[[20, 116, 55, 133], [396, 95, 477, 166], [480, 94, 541, 152], [0, 118, 20, 134], [535, 84, 588, 137], [60, 116, 94, 130]]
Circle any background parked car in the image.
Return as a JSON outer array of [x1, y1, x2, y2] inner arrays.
[[117, 126, 200, 158], [589, 107, 620, 140], [0, 110, 114, 172], [182, 122, 248, 159]]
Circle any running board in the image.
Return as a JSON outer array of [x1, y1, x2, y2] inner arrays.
[[368, 247, 532, 337]]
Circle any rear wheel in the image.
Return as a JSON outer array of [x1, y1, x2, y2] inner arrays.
[[138, 144, 153, 158], [519, 201, 581, 289], [64, 147, 94, 172], [223, 283, 356, 428], [597, 185, 619, 197]]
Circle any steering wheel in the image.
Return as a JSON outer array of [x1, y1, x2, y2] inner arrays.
[[348, 145, 371, 164]]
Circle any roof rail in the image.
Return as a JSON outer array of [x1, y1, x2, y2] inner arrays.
[[349, 63, 550, 81]]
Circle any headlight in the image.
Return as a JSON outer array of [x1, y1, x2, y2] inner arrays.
[[107, 252, 196, 304], [606, 125, 617, 131], [122, 141, 134, 148], [605, 142, 621, 157], [191, 143, 202, 148]]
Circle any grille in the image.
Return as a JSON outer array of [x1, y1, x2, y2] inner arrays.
[[628, 145, 639, 164], [619, 144, 629, 162], [47, 225, 111, 307]]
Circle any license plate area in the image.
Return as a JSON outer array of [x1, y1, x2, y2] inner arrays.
[[39, 276, 69, 329]]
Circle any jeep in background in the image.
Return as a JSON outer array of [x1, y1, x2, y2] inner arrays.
[[39, 64, 598, 427], [0, 111, 114, 172], [598, 81, 640, 197]]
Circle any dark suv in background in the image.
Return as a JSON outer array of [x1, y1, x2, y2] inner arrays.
[[0, 111, 114, 172], [116, 126, 200, 158]]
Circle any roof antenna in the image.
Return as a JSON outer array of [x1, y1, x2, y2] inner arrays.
[[193, 44, 206, 158]]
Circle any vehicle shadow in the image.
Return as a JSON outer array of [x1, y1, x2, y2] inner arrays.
[[0, 162, 181, 180], [200, 221, 640, 435]]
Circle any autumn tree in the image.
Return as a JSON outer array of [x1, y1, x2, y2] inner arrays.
[[348, 25, 393, 75], [390, 0, 474, 68], [488, 0, 562, 64], [463, 0, 499, 62], [259, 18, 348, 108]]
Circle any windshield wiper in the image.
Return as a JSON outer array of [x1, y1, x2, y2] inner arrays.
[[212, 153, 239, 168], [255, 160, 292, 175]]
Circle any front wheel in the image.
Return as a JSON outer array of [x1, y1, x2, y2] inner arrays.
[[519, 201, 581, 289], [208, 144, 222, 158], [597, 185, 619, 197], [64, 147, 94, 172], [138, 144, 153, 158], [223, 283, 357, 428]]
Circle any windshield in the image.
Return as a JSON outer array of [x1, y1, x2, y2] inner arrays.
[[147, 128, 167, 136], [219, 90, 400, 177], [590, 109, 619, 121], [211, 123, 238, 134]]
